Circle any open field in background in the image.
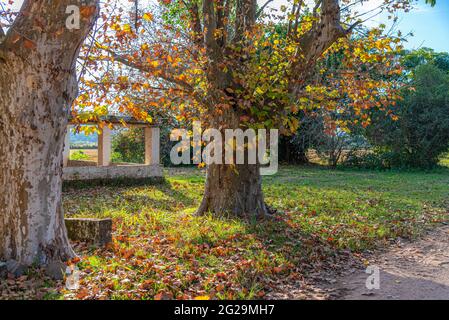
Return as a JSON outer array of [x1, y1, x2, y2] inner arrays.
[[68, 149, 449, 168], [70, 149, 98, 162], [36, 165, 447, 300], [305, 150, 449, 167]]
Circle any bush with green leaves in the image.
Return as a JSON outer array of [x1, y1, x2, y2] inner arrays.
[[70, 150, 90, 161], [112, 127, 176, 166], [112, 128, 146, 164], [360, 63, 449, 168]]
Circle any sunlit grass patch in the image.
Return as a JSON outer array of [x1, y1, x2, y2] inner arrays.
[[440, 153, 449, 168], [59, 166, 449, 300]]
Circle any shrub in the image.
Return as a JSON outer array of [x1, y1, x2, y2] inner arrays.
[[70, 150, 90, 161], [112, 127, 177, 166], [112, 128, 145, 164], [362, 64, 449, 168]]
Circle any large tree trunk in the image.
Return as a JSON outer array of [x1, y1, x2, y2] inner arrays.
[[0, 55, 76, 266], [197, 163, 269, 218], [196, 109, 270, 219], [194, 0, 348, 219], [0, 0, 98, 267]]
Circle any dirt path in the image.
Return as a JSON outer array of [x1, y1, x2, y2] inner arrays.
[[331, 225, 449, 300]]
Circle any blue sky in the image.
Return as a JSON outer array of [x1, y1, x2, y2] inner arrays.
[[382, 0, 449, 52], [259, 0, 449, 53]]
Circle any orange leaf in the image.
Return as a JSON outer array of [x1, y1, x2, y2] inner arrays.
[[11, 34, 21, 44], [23, 39, 36, 49], [80, 6, 96, 19]]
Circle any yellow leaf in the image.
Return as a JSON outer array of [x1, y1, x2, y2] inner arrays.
[[194, 295, 210, 300], [123, 24, 132, 33], [143, 13, 153, 22], [255, 87, 264, 95]]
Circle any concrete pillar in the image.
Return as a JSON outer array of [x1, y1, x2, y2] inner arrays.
[[63, 125, 71, 167], [98, 126, 112, 166], [145, 127, 160, 165]]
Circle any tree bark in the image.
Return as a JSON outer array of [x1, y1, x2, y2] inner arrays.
[[196, 108, 270, 219], [197, 163, 269, 218], [0, 0, 99, 266], [194, 0, 350, 219]]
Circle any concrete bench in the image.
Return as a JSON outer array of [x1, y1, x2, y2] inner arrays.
[[65, 218, 112, 246]]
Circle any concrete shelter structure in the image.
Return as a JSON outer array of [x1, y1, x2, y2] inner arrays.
[[62, 116, 162, 181]]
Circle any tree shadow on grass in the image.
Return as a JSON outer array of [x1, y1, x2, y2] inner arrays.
[[246, 214, 354, 276], [120, 179, 198, 209], [63, 177, 197, 216]]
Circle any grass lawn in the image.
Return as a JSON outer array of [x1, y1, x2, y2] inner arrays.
[[49, 165, 448, 300]]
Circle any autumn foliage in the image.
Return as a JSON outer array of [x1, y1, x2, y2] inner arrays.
[[75, 1, 407, 134]]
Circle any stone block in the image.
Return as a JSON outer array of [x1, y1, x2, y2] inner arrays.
[[65, 218, 112, 246]]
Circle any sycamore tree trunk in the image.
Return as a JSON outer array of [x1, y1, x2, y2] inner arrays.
[[195, 0, 272, 219], [196, 108, 270, 218], [198, 163, 269, 218], [192, 0, 349, 219], [0, 0, 98, 266]]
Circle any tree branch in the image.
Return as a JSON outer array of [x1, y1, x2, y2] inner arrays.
[[256, 0, 273, 18], [289, 0, 349, 97], [184, 1, 203, 47], [2, 0, 99, 62], [203, 0, 220, 59], [0, 27, 5, 61], [102, 48, 211, 108], [0, 26, 5, 43], [234, 0, 257, 43]]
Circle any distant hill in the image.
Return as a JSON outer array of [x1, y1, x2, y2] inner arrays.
[[70, 132, 98, 149]]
